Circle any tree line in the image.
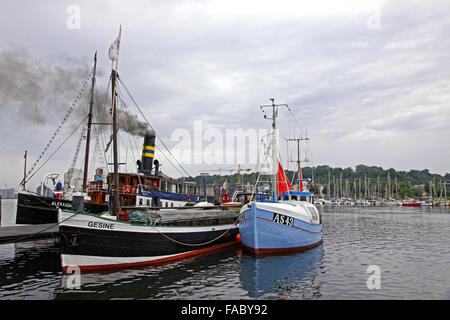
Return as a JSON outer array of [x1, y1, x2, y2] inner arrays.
[[182, 164, 449, 199]]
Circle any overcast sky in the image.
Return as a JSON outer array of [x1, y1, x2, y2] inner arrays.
[[0, 0, 449, 190]]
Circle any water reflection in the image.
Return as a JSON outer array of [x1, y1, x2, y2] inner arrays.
[[0, 239, 61, 299], [1, 205, 449, 299], [239, 245, 324, 299], [56, 245, 245, 300]]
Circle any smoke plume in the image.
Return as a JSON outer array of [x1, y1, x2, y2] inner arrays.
[[0, 47, 152, 137], [0, 47, 91, 124]]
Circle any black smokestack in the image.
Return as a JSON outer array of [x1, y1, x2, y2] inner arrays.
[[142, 130, 156, 176]]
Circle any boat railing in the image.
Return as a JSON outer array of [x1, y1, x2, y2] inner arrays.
[[256, 190, 277, 203]]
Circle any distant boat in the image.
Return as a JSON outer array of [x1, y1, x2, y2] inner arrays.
[[381, 199, 400, 207], [194, 201, 215, 208], [402, 199, 421, 207], [421, 200, 433, 206], [315, 198, 326, 205], [238, 99, 323, 255], [402, 202, 421, 207]]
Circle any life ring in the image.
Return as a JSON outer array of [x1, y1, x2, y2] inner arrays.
[[123, 185, 131, 193], [131, 186, 136, 193], [152, 180, 158, 187]]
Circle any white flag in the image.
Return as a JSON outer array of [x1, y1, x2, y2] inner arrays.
[[108, 32, 121, 62]]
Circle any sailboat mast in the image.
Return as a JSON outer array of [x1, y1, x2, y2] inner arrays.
[[23, 150, 27, 191], [388, 172, 391, 200], [271, 99, 278, 196], [297, 139, 301, 191], [82, 52, 97, 193], [288, 136, 309, 192]]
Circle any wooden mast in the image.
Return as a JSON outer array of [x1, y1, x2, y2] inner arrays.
[[111, 25, 122, 216], [82, 51, 97, 193], [23, 150, 27, 191]]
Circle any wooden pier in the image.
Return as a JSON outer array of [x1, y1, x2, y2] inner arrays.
[[0, 224, 59, 244]]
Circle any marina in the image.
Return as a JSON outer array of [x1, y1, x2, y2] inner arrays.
[[1, 1, 449, 305], [0, 200, 449, 299]]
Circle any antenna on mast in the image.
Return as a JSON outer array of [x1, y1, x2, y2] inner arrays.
[[260, 99, 289, 196]]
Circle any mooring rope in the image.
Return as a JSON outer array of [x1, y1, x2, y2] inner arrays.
[[2, 210, 81, 244], [146, 215, 241, 247]]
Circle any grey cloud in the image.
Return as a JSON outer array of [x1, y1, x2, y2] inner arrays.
[[0, 47, 91, 124]]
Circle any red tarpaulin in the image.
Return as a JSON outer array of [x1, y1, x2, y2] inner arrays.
[[277, 161, 293, 194]]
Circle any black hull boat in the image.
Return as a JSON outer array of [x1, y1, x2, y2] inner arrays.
[[59, 209, 239, 271], [58, 27, 235, 273], [16, 191, 107, 225]]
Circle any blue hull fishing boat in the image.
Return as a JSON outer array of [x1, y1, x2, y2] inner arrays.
[[239, 197, 322, 254], [238, 99, 323, 254]]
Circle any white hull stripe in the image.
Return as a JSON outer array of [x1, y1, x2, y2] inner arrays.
[[60, 241, 236, 271], [59, 210, 236, 234]]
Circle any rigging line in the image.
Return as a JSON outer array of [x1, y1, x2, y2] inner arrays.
[[65, 125, 87, 191], [117, 76, 193, 178], [115, 87, 144, 167], [147, 216, 240, 247], [250, 135, 272, 202], [90, 112, 106, 175], [21, 115, 89, 186], [92, 125, 107, 171], [5, 209, 82, 244], [117, 77, 191, 178], [20, 67, 94, 186], [113, 90, 135, 174], [115, 86, 188, 179], [116, 93, 144, 175], [115, 92, 143, 187], [94, 77, 112, 175], [278, 152, 292, 198], [287, 107, 307, 138]]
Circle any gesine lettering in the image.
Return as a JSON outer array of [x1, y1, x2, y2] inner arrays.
[[87, 221, 114, 229]]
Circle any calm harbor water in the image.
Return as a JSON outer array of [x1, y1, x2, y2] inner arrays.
[[1, 199, 449, 300]]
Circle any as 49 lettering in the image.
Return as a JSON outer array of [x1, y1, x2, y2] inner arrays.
[[225, 304, 268, 315], [272, 213, 294, 227]]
